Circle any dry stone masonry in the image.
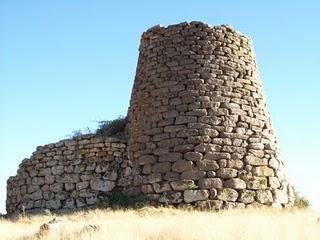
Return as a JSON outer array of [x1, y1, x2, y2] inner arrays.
[[126, 21, 295, 209], [6, 21, 295, 214], [6, 135, 131, 214]]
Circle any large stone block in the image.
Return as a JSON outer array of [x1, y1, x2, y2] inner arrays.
[[184, 190, 209, 203], [90, 179, 115, 192]]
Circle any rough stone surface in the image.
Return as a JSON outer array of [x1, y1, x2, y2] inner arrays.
[[6, 135, 129, 214], [7, 21, 295, 214], [184, 190, 209, 203]]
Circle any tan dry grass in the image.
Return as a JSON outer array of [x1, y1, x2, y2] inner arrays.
[[0, 207, 319, 240]]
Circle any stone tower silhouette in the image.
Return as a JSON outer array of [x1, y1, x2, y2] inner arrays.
[[127, 21, 294, 209]]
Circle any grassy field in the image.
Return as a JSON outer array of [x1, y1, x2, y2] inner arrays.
[[0, 207, 319, 240]]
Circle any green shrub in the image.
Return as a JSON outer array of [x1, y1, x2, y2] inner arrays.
[[96, 116, 127, 138], [109, 191, 147, 209], [293, 188, 310, 209]]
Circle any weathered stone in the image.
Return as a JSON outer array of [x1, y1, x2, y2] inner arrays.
[[152, 162, 171, 173], [175, 116, 197, 124], [159, 192, 182, 204], [79, 189, 95, 198], [30, 190, 43, 200], [268, 177, 281, 188], [50, 183, 64, 193], [256, 190, 273, 204], [45, 175, 55, 185], [103, 171, 118, 181], [184, 190, 209, 203], [184, 152, 203, 161], [138, 155, 157, 165], [65, 183, 75, 191], [195, 200, 223, 210], [76, 181, 89, 190], [224, 202, 246, 210], [76, 198, 86, 208], [90, 179, 115, 192], [198, 178, 223, 189], [238, 190, 256, 203], [147, 173, 162, 183], [217, 188, 238, 202], [46, 199, 61, 209], [216, 168, 238, 179], [224, 178, 246, 189], [172, 160, 193, 173], [170, 180, 196, 191], [86, 196, 98, 205], [245, 156, 268, 166], [196, 160, 219, 171], [247, 177, 268, 190], [248, 143, 264, 150], [252, 166, 274, 177], [141, 184, 154, 194], [194, 143, 221, 153], [174, 144, 194, 153], [159, 153, 182, 162], [163, 172, 180, 181], [95, 165, 107, 173], [153, 182, 171, 193], [227, 160, 244, 169], [204, 152, 231, 160], [51, 166, 64, 175], [32, 177, 45, 186], [38, 168, 52, 176], [269, 158, 280, 170]]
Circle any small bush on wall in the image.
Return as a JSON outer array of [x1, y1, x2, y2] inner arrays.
[[96, 116, 127, 138]]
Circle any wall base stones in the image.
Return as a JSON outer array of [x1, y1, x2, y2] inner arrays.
[[6, 21, 295, 214]]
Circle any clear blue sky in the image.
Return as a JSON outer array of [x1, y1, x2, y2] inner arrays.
[[1, 1, 319, 213]]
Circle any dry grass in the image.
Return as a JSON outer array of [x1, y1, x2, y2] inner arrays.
[[0, 207, 319, 240]]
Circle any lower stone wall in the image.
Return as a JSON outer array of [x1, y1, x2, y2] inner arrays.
[[6, 134, 131, 214], [6, 132, 294, 214]]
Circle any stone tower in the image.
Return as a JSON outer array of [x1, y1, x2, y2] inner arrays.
[[127, 21, 294, 209], [6, 21, 295, 214]]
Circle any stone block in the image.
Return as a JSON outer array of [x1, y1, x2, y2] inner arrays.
[[217, 188, 238, 202], [90, 179, 115, 192], [216, 168, 238, 179], [196, 160, 219, 171], [184, 152, 203, 161], [198, 178, 223, 189], [184, 190, 209, 203], [224, 178, 246, 189], [172, 160, 193, 173], [170, 180, 196, 191], [152, 162, 171, 173]]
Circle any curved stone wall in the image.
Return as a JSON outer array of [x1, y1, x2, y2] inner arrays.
[[127, 21, 294, 209], [6, 135, 132, 214]]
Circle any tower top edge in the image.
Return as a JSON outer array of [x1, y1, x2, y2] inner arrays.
[[143, 21, 251, 40]]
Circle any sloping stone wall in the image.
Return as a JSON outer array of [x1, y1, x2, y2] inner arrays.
[[6, 135, 131, 214], [127, 21, 294, 209], [7, 21, 295, 214]]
